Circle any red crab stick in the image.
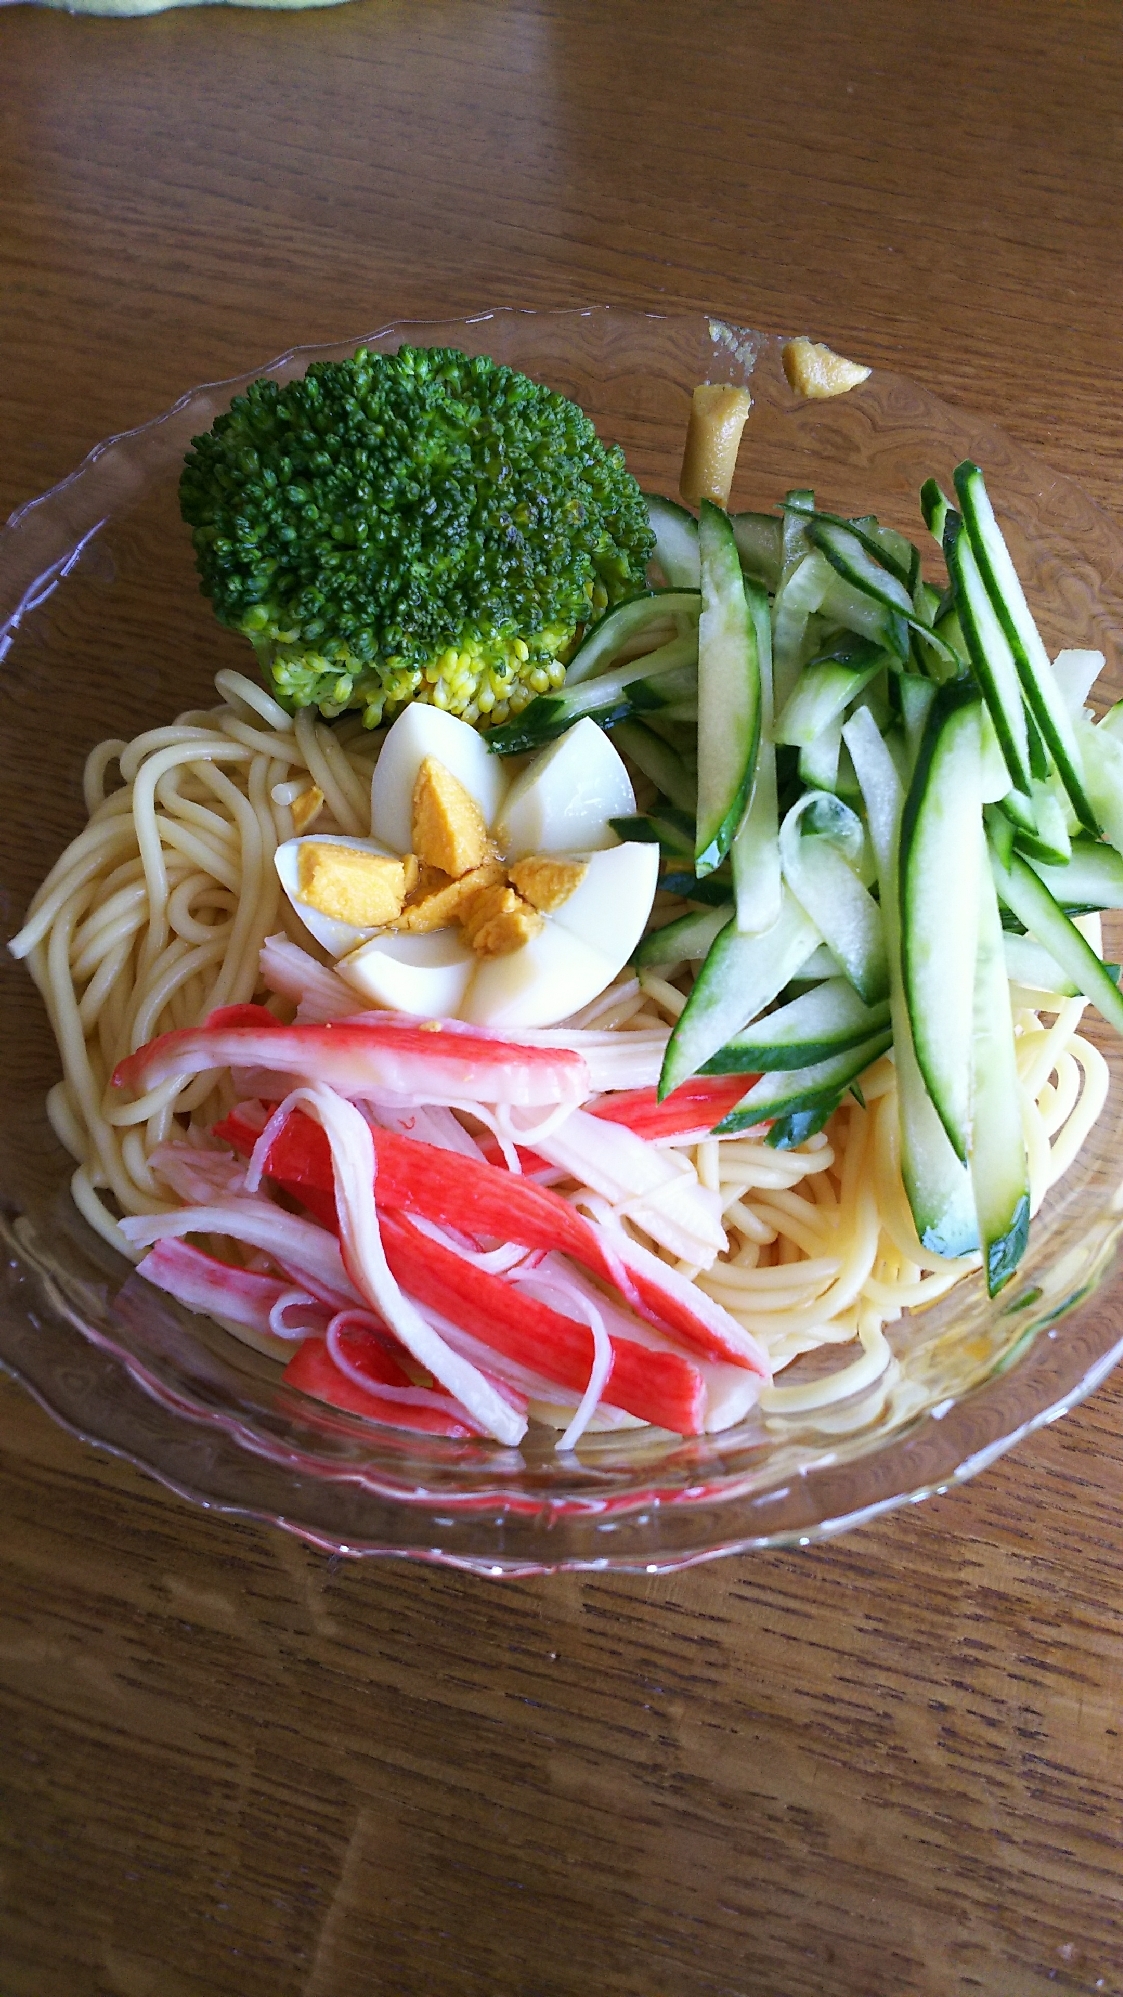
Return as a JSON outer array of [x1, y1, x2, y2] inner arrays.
[[214, 1105, 762, 1371], [113, 1011, 590, 1108], [588, 1076, 760, 1141], [379, 1210, 707, 1434], [283, 1328, 486, 1439]]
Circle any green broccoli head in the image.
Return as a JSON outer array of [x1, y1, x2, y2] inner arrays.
[[180, 344, 655, 729]]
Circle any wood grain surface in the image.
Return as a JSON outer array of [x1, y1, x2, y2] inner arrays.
[[2, 3, 1123, 1991]]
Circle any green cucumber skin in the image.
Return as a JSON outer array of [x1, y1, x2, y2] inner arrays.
[[658, 892, 819, 1099], [609, 809, 695, 858], [701, 980, 892, 1074], [899, 678, 985, 1161], [990, 845, 1123, 1037], [714, 1028, 893, 1132], [608, 719, 697, 815], [953, 461, 1099, 835], [562, 588, 701, 687], [644, 496, 701, 589], [970, 840, 1031, 1295], [1030, 836, 1123, 910], [488, 656, 699, 755], [765, 1102, 840, 1149], [695, 500, 762, 876], [943, 513, 1032, 797], [633, 903, 732, 970]]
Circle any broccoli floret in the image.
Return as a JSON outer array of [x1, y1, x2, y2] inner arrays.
[[180, 344, 655, 730]]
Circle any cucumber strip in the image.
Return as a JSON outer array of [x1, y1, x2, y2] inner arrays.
[[487, 638, 697, 754], [714, 1028, 893, 1133], [1028, 834, 1123, 910], [658, 890, 820, 1098], [954, 460, 1098, 833], [780, 792, 889, 1006], [774, 637, 885, 748], [1002, 931, 1082, 999], [644, 496, 701, 589], [701, 977, 891, 1074], [609, 808, 695, 858], [779, 503, 916, 591], [899, 676, 937, 775], [771, 549, 834, 714], [845, 704, 978, 1255], [920, 478, 953, 543], [729, 511, 783, 590], [988, 842, 1123, 1035], [563, 589, 702, 687], [969, 833, 1031, 1295], [765, 1101, 839, 1149], [660, 871, 734, 907], [1013, 780, 1072, 866], [732, 577, 783, 933], [942, 512, 1032, 796], [781, 490, 815, 572], [899, 680, 984, 1159], [817, 573, 911, 660], [853, 514, 922, 593], [1073, 713, 1123, 859], [608, 719, 698, 814], [787, 942, 845, 986], [799, 716, 844, 794], [809, 517, 960, 669], [695, 499, 762, 876], [633, 901, 732, 969]]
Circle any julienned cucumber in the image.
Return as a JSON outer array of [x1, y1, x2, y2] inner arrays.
[[899, 679, 985, 1161], [773, 634, 886, 749], [486, 646, 697, 755], [713, 1027, 893, 1134], [729, 511, 784, 590], [644, 496, 701, 589], [846, 704, 978, 1258], [954, 460, 1099, 834], [562, 588, 701, 686], [943, 511, 1032, 798], [695, 500, 762, 876], [658, 890, 820, 1099], [969, 841, 1031, 1296], [700, 978, 891, 1074], [607, 720, 697, 815], [634, 901, 732, 969], [1028, 835, 1123, 911], [988, 840, 1123, 1035]]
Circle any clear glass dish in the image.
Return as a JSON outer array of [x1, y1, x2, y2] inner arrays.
[[3, 306, 1123, 1576]]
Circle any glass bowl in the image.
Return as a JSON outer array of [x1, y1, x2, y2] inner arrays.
[[3, 306, 1123, 1576]]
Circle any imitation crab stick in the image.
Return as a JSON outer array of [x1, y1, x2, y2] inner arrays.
[[113, 1011, 591, 1108], [282, 1326, 489, 1439], [377, 1209, 708, 1434], [213, 1104, 767, 1372], [136, 1235, 329, 1341], [587, 1076, 760, 1141]]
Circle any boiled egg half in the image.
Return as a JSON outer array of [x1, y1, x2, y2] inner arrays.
[[274, 707, 659, 1028]]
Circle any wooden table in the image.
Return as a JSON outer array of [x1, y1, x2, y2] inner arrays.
[[3, 3, 1123, 1990]]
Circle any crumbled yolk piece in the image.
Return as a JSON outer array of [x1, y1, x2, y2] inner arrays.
[[411, 757, 491, 877], [460, 883, 545, 957], [296, 844, 418, 927], [290, 785, 325, 834], [393, 860, 506, 933], [781, 337, 871, 400], [508, 854, 588, 913]]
